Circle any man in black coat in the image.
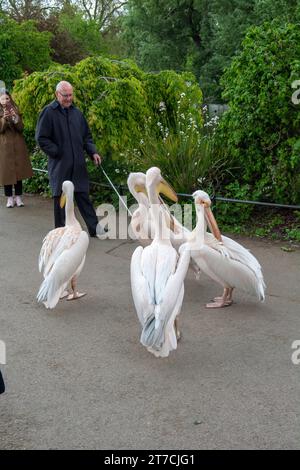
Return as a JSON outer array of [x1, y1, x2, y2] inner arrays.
[[35, 81, 105, 237]]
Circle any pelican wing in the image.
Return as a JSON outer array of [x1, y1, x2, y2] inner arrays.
[[140, 245, 190, 356], [205, 233, 265, 295], [39, 226, 82, 277], [198, 244, 265, 300], [222, 235, 265, 281], [39, 227, 66, 274], [130, 246, 154, 325], [37, 231, 89, 309]]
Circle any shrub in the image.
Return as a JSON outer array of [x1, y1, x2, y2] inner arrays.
[[13, 56, 203, 162], [217, 21, 300, 204], [0, 14, 52, 89]]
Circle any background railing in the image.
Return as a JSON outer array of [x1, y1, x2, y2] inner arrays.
[[27, 167, 300, 211]]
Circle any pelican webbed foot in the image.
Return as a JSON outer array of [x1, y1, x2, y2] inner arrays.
[[206, 300, 231, 308], [206, 288, 233, 308], [66, 292, 87, 301], [60, 290, 70, 299]]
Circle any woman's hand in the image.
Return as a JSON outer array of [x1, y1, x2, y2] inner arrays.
[[10, 109, 19, 123], [3, 108, 11, 120]]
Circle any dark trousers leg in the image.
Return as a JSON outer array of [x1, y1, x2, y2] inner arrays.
[[74, 192, 98, 236], [4, 181, 22, 196], [0, 370, 5, 394], [4, 185, 13, 197], [53, 196, 65, 228], [14, 180, 22, 196]]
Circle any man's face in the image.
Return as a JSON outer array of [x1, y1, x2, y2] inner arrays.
[[55, 85, 73, 108]]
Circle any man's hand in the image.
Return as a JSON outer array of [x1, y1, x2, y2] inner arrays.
[[93, 153, 102, 165]]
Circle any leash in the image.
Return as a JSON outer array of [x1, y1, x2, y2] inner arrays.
[[99, 164, 133, 217]]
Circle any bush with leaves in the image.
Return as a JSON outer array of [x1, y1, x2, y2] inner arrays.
[[13, 56, 203, 160], [0, 13, 52, 89], [218, 20, 300, 205], [126, 94, 230, 195], [23, 149, 51, 196]]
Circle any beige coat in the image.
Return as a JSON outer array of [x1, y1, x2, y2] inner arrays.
[[0, 107, 33, 186]]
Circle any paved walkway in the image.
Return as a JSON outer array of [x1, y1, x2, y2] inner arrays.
[[0, 194, 299, 449]]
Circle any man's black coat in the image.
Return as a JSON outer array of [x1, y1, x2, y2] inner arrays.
[[35, 101, 97, 196]]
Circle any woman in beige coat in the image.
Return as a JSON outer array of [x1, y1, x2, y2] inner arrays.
[[0, 91, 33, 207]]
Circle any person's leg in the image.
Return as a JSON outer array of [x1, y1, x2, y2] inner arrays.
[[53, 196, 65, 228], [0, 369, 5, 394], [14, 180, 23, 196], [4, 185, 14, 207], [14, 181, 24, 206], [74, 192, 98, 236], [4, 185, 13, 197]]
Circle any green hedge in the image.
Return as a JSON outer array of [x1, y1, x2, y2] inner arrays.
[[13, 56, 203, 161], [218, 21, 300, 204]]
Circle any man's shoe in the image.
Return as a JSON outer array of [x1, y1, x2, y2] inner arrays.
[[15, 196, 24, 207], [6, 197, 14, 208]]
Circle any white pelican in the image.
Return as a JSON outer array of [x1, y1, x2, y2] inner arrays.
[[37, 181, 89, 309], [130, 167, 191, 357], [127, 172, 152, 245], [127, 171, 191, 250], [187, 190, 265, 308]]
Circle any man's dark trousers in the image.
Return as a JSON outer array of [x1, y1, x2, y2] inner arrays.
[[0, 370, 5, 394], [54, 192, 98, 236]]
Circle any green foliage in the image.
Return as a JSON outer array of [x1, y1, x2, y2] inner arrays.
[[0, 13, 52, 88], [215, 182, 254, 227], [58, 11, 103, 56], [127, 97, 230, 195], [23, 148, 51, 196], [122, 1, 300, 101], [217, 21, 300, 205], [13, 56, 203, 161], [122, 0, 214, 92], [284, 227, 300, 242]]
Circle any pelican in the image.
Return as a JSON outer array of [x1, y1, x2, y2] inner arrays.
[[187, 190, 265, 308], [37, 181, 89, 309], [130, 167, 191, 357], [127, 172, 152, 245], [127, 171, 190, 249]]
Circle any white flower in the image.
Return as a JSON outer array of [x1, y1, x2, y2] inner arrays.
[[159, 101, 166, 111], [180, 92, 186, 98]]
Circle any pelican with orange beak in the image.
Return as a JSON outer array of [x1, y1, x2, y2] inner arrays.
[[187, 190, 265, 308], [127, 171, 191, 249], [130, 167, 190, 357], [127, 172, 153, 245], [37, 181, 89, 308]]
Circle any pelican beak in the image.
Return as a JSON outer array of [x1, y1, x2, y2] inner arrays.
[[204, 206, 222, 242], [194, 197, 222, 241], [134, 184, 147, 196], [60, 193, 66, 208], [157, 178, 178, 202]]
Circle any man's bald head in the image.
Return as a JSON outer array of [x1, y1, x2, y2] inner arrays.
[[55, 81, 73, 108]]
